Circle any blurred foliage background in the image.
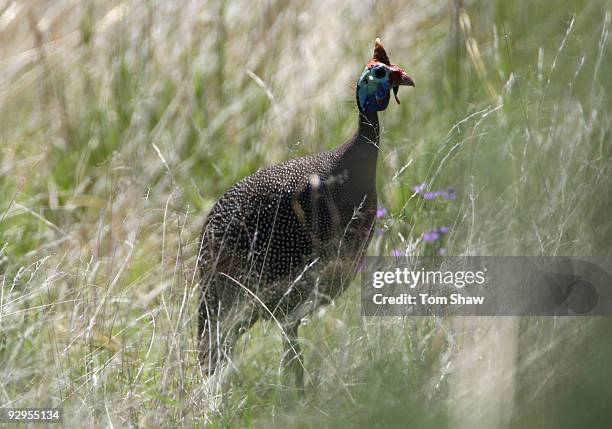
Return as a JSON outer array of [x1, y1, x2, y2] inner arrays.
[[0, 0, 610, 427]]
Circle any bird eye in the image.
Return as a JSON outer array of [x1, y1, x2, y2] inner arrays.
[[373, 67, 386, 79]]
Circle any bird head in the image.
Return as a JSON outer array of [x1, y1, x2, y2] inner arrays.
[[356, 38, 414, 113]]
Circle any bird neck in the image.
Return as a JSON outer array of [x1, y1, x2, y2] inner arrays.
[[334, 110, 380, 198], [357, 110, 380, 146]]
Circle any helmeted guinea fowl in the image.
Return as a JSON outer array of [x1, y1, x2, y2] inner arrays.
[[197, 39, 413, 388]]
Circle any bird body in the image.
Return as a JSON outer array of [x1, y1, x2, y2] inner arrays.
[[200, 113, 378, 313], [197, 39, 413, 388]]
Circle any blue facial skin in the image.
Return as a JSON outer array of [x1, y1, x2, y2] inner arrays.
[[356, 65, 392, 113]]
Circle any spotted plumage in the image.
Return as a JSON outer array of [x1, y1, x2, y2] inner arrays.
[[197, 39, 413, 388]]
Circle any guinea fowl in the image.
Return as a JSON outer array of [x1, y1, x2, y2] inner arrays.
[[198, 39, 413, 388]]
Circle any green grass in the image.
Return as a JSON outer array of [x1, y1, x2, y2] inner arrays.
[[0, 0, 610, 427]]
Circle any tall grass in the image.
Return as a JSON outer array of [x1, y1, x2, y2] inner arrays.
[[0, 0, 610, 427]]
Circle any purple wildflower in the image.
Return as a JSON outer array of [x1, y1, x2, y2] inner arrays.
[[437, 248, 446, 256], [442, 188, 456, 200], [412, 182, 427, 194], [391, 249, 405, 257], [414, 184, 457, 201], [422, 230, 440, 242], [439, 226, 449, 234], [376, 206, 387, 218]]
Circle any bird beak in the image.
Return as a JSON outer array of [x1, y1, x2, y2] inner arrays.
[[399, 71, 415, 87], [391, 68, 414, 104]]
